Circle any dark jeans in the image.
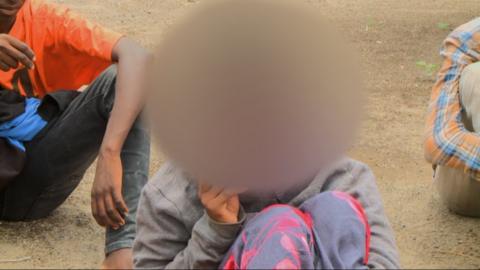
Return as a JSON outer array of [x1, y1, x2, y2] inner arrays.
[[0, 65, 150, 253]]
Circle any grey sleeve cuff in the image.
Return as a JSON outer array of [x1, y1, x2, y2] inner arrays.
[[205, 207, 246, 239], [195, 207, 246, 241], [191, 207, 246, 252]]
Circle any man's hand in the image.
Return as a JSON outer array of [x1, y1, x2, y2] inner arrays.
[[91, 151, 128, 230], [0, 34, 35, 71], [199, 183, 242, 224]]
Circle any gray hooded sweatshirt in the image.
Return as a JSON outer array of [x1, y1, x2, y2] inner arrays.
[[133, 158, 400, 269]]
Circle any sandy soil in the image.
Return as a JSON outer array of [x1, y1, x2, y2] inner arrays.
[[1, 0, 480, 268]]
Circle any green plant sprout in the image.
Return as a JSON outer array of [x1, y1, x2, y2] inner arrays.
[[366, 17, 375, 31], [437, 22, 450, 30], [416, 60, 438, 76]]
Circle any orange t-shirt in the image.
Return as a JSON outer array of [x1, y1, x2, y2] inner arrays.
[[0, 0, 122, 98]]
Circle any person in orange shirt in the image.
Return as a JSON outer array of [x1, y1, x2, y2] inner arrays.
[[0, 0, 150, 268]]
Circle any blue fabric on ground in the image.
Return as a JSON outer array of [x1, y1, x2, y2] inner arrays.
[[0, 98, 47, 152]]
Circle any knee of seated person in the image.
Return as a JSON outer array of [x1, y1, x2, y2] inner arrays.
[[301, 191, 342, 207], [101, 64, 118, 80], [300, 191, 366, 225], [460, 62, 480, 109], [459, 62, 480, 131], [95, 65, 118, 93], [95, 65, 118, 112], [253, 204, 312, 229]]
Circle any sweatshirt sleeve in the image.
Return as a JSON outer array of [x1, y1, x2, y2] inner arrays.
[[331, 162, 400, 269], [133, 181, 245, 269]]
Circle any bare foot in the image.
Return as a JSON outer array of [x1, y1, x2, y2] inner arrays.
[[102, 248, 133, 269]]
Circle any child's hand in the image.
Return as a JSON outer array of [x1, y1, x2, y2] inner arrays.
[[199, 183, 243, 224]]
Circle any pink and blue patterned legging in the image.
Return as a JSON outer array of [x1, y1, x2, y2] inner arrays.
[[221, 191, 370, 270]]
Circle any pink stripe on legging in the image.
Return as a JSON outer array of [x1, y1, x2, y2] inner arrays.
[[332, 191, 371, 264]]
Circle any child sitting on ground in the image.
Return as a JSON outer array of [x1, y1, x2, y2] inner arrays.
[[133, 1, 400, 269]]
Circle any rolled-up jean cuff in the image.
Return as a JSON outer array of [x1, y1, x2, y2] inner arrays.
[[105, 240, 134, 255]]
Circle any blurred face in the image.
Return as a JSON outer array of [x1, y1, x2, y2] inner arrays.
[[0, 0, 24, 19], [149, 0, 364, 192]]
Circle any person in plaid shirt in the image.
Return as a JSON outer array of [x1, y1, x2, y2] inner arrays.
[[425, 18, 480, 216]]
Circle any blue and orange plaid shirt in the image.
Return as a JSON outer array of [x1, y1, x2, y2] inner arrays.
[[425, 18, 480, 179]]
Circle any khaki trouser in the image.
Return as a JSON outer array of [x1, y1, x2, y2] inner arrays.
[[435, 62, 480, 217]]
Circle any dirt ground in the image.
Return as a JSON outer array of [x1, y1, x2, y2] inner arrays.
[[1, 0, 480, 268]]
